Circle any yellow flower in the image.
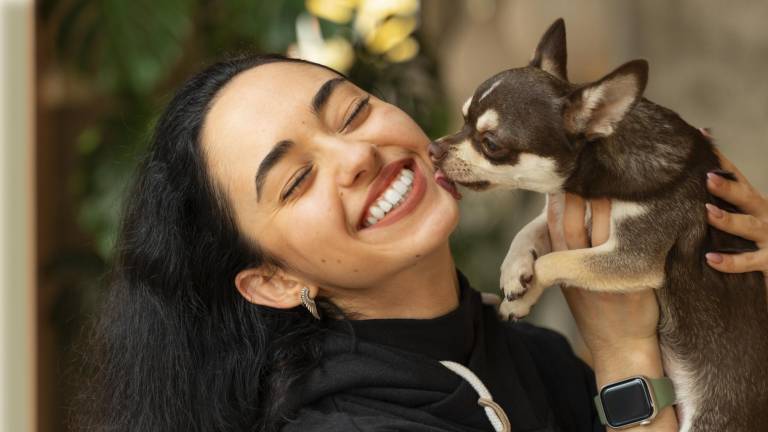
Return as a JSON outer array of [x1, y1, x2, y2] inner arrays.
[[321, 37, 356, 72], [291, 14, 356, 73], [355, 0, 419, 36], [305, 0, 359, 24], [364, 16, 417, 54], [385, 36, 419, 63]]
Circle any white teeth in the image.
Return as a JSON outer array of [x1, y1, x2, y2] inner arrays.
[[392, 179, 408, 194], [362, 167, 415, 228], [377, 199, 393, 212], [370, 206, 385, 219], [384, 189, 402, 205]]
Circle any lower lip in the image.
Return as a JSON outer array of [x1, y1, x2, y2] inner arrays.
[[361, 160, 427, 231]]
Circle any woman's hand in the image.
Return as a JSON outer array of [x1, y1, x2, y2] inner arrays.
[[548, 194, 660, 358], [548, 193, 678, 431], [704, 150, 768, 290]]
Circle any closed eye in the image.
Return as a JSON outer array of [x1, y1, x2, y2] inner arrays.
[[281, 165, 313, 201], [340, 96, 370, 132]]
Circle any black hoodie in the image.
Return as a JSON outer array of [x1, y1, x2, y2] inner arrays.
[[282, 270, 602, 431]]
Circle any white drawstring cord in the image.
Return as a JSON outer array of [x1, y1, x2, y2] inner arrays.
[[440, 360, 511, 432]]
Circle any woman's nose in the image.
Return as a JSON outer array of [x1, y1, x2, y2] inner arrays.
[[334, 140, 379, 187], [428, 139, 447, 162]]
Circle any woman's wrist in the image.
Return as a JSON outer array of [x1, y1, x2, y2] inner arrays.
[[590, 337, 679, 431], [590, 336, 663, 385]]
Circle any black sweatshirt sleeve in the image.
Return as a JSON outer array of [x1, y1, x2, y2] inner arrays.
[[510, 322, 603, 432]]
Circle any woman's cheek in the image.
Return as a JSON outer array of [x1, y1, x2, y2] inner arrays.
[[371, 103, 431, 154]]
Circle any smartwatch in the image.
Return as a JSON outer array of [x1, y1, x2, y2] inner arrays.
[[593, 376, 676, 429]]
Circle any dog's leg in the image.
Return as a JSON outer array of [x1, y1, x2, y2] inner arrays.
[[500, 197, 556, 303], [501, 200, 667, 319], [501, 244, 665, 319]]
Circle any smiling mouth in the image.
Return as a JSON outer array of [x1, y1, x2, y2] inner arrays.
[[357, 158, 418, 230]]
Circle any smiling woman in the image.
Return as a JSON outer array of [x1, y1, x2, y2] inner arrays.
[[76, 53, 691, 432], [200, 59, 461, 316]]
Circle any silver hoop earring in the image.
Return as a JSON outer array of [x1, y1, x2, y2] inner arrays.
[[300, 287, 321, 319]]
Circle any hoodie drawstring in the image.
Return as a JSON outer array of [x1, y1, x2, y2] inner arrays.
[[440, 360, 511, 432]]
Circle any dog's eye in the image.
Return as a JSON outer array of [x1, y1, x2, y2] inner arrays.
[[482, 137, 501, 153]]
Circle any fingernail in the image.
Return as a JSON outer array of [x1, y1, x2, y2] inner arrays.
[[710, 169, 737, 181], [705, 252, 723, 264], [705, 203, 724, 218], [706, 172, 724, 186]]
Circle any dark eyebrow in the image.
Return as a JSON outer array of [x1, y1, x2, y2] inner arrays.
[[254, 77, 346, 201], [311, 77, 347, 116], [255, 139, 293, 202]]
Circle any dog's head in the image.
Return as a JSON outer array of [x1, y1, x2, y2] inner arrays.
[[431, 18, 649, 194]]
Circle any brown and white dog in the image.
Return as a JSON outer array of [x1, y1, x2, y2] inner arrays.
[[430, 18, 768, 431]]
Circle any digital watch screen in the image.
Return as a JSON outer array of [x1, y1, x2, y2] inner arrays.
[[594, 375, 676, 429], [601, 378, 654, 427]]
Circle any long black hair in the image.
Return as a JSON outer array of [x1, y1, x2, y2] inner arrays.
[[76, 54, 341, 432]]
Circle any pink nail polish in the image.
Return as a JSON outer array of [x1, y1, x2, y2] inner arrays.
[[706, 172, 723, 186], [705, 203, 724, 218], [706, 252, 723, 264]]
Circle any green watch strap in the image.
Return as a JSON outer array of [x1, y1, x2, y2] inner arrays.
[[594, 394, 609, 425], [648, 377, 677, 410]]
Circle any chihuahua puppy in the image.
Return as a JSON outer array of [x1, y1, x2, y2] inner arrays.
[[430, 19, 768, 431]]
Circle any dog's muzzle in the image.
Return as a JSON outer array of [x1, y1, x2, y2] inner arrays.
[[428, 139, 448, 164]]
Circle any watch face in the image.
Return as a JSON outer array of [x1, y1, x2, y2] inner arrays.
[[601, 378, 654, 427]]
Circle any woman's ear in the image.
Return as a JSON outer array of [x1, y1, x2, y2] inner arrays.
[[235, 267, 316, 309]]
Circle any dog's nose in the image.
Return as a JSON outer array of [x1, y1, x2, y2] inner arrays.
[[428, 140, 447, 162]]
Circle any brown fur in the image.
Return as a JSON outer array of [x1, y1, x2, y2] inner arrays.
[[433, 18, 768, 431]]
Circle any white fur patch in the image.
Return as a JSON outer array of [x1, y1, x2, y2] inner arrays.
[[662, 347, 698, 432], [478, 79, 502, 102], [593, 200, 648, 253], [476, 109, 499, 133], [461, 97, 472, 117], [610, 200, 646, 221], [453, 141, 565, 193]]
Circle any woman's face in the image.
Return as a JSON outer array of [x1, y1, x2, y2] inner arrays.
[[202, 62, 459, 294]]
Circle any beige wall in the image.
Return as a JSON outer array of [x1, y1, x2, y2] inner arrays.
[[0, 0, 35, 431]]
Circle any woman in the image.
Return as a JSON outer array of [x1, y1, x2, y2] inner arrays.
[[77, 54, 768, 432]]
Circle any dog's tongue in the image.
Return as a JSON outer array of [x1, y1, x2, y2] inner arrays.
[[434, 169, 462, 200]]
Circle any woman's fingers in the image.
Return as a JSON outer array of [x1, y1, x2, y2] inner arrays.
[[546, 193, 568, 252], [563, 193, 588, 249], [707, 152, 768, 219], [552, 194, 611, 250], [590, 199, 611, 246], [712, 148, 748, 183], [705, 249, 768, 274], [705, 203, 768, 245], [706, 172, 767, 219]]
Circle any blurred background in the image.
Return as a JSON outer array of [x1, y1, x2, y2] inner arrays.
[[1, 0, 766, 430]]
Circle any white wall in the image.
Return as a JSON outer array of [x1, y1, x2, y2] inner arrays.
[[0, 0, 35, 431]]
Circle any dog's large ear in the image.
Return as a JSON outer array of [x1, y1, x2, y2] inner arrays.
[[563, 59, 648, 139], [530, 18, 568, 81]]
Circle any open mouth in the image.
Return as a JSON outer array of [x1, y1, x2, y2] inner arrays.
[[358, 158, 421, 230]]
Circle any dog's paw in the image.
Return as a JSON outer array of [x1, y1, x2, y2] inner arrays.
[[500, 248, 537, 302], [498, 297, 533, 321]]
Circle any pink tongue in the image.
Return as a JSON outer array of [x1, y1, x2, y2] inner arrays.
[[434, 169, 462, 200]]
